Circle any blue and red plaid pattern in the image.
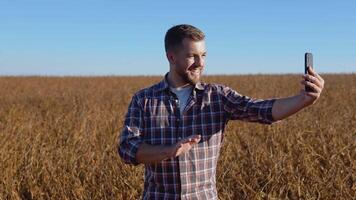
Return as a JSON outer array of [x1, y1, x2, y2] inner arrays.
[[119, 74, 276, 199]]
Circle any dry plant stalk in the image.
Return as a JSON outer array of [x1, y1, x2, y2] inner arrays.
[[0, 75, 355, 199]]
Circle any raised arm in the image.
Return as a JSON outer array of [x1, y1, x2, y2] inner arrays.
[[272, 67, 325, 121]]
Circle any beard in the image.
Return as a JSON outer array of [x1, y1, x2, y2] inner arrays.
[[177, 66, 203, 85]]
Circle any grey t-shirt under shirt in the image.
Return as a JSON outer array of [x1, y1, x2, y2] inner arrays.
[[170, 85, 193, 115]]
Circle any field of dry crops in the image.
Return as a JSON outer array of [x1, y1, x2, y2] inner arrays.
[[0, 74, 355, 200]]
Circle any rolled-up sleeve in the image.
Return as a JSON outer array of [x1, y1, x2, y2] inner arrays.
[[221, 86, 277, 124], [118, 95, 143, 165]]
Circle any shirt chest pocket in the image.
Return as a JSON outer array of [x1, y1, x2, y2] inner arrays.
[[142, 98, 175, 145], [144, 98, 172, 127]]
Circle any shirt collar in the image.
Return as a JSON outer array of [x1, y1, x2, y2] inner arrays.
[[156, 73, 204, 92]]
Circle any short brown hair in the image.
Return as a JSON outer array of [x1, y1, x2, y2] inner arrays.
[[164, 24, 205, 52]]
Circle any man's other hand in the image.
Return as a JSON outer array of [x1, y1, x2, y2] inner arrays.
[[171, 135, 201, 157]]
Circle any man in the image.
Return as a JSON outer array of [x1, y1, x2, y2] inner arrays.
[[118, 24, 324, 199]]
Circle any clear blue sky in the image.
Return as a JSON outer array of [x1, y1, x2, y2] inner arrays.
[[0, 0, 355, 75]]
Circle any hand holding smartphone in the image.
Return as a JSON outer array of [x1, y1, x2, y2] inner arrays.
[[304, 53, 314, 92]]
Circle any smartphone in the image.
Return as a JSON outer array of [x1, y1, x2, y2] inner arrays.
[[304, 53, 313, 92]]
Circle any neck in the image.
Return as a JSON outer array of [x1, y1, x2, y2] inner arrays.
[[167, 71, 191, 88]]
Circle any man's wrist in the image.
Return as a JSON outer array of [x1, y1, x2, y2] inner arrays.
[[163, 144, 177, 159], [298, 93, 312, 108]]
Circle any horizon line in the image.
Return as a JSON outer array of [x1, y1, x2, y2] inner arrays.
[[0, 72, 355, 78]]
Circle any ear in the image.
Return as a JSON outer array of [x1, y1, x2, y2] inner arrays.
[[166, 51, 175, 65]]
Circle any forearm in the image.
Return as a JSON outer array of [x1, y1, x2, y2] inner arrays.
[[136, 142, 175, 164], [272, 94, 309, 121]]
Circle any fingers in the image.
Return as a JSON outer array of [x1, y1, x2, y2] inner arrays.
[[303, 69, 324, 90], [174, 135, 201, 157], [300, 67, 325, 105], [300, 80, 321, 94], [307, 66, 315, 75], [309, 67, 323, 80], [307, 67, 325, 84], [187, 134, 201, 144], [303, 74, 322, 88], [188, 134, 201, 141], [305, 91, 319, 98], [180, 134, 201, 144]]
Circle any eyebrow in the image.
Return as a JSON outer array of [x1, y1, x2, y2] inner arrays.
[[186, 51, 207, 55]]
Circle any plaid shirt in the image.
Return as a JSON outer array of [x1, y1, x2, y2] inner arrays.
[[118, 74, 276, 199]]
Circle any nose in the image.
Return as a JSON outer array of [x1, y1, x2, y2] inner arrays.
[[195, 55, 205, 67]]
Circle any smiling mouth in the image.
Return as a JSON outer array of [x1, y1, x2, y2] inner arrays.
[[188, 68, 202, 75], [188, 65, 203, 71]]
